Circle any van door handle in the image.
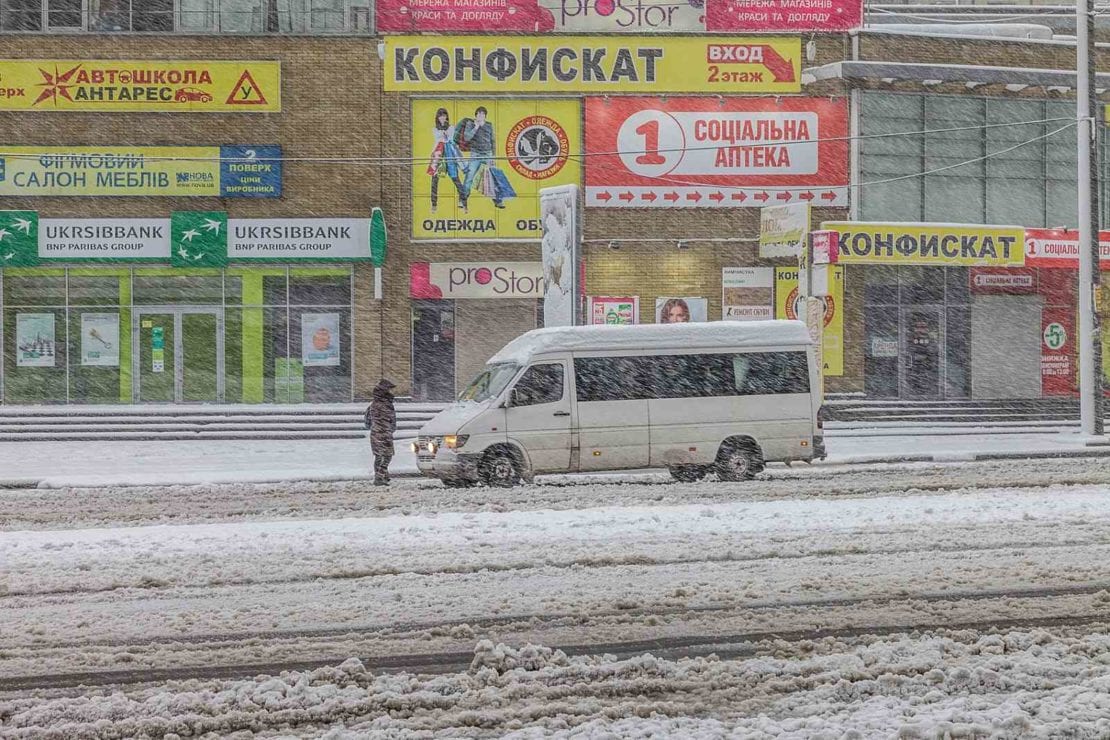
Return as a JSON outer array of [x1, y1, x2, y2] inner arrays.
[[553, 411, 570, 417]]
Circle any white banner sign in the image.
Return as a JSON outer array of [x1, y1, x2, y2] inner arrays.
[[540, 185, 580, 327], [415, 262, 544, 300], [301, 313, 341, 367], [81, 313, 120, 366], [39, 219, 170, 260], [229, 218, 371, 261], [722, 266, 774, 321]]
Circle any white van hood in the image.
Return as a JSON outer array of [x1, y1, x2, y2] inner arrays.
[[419, 400, 494, 436]]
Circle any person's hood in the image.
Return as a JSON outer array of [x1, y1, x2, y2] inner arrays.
[[372, 379, 396, 399]]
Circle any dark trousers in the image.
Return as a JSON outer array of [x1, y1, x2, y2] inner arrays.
[[431, 173, 463, 208], [374, 451, 392, 483]]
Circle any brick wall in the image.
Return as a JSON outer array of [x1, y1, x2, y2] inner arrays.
[[5, 31, 1100, 399]]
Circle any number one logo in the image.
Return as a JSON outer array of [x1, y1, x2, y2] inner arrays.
[[634, 119, 666, 166]]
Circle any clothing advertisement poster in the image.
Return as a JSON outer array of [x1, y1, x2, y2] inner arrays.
[[655, 297, 708, 324], [411, 98, 581, 240], [301, 313, 341, 367], [81, 313, 120, 367], [16, 313, 55, 367]]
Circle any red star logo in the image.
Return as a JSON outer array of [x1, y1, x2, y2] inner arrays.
[[33, 64, 81, 107]]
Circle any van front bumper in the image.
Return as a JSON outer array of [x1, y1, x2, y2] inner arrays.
[[415, 450, 482, 482]]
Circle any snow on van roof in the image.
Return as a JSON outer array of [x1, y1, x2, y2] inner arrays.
[[488, 320, 812, 365]]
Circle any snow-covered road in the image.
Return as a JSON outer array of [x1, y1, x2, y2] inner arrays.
[[3, 457, 1110, 737]]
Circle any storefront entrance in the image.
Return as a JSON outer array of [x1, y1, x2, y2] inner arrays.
[[133, 307, 224, 403], [901, 307, 943, 399]]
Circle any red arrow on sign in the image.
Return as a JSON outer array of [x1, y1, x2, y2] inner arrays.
[[798, 191, 815, 202], [641, 192, 657, 203], [619, 191, 635, 202], [686, 192, 702, 203], [776, 191, 792, 202], [596, 191, 612, 202], [708, 192, 725, 203], [664, 191, 680, 202], [821, 191, 838, 201], [731, 192, 748, 202], [754, 191, 770, 202], [758, 46, 796, 83]]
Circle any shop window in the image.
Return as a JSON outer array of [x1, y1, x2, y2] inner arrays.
[[264, 274, 288, 306], [863, 266, 899, 306], [4, 275, 66, 306], [133, 274, 223, 305], [290, 309, 351, 402], [176, 0, 212, 29], [68, 310, 122, 403], [945, 268, 970, 305], [901, 267, 944, 305], [289, 273, 350, 306], [945, 307, 972, 399], [68, 275, 122, 306], [0, 0, 41, 29], [4, 308, 67, 403]]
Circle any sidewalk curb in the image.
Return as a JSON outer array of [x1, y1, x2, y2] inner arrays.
[[814, 446, 1110, 467]]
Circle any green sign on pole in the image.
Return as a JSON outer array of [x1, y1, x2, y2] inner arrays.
[[171, 211, 228, 267], [370, 207, 387, 268], [0, 211, 39, 267]]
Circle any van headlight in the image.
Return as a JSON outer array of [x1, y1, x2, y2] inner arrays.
[[444, 434, 469, 450], [410, 441, 419, 454], [425, 440, 438, 454]]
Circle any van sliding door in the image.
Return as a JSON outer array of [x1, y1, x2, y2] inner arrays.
[[573, 356, 649, 471]]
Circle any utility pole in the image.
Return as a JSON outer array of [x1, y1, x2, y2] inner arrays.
[[1077, 0, 1103, 436]]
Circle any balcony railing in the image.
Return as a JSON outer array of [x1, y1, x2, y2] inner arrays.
[[0, 1, 374, 34]]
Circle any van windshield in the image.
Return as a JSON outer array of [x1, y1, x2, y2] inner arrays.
[[459, 362, 520, 403]]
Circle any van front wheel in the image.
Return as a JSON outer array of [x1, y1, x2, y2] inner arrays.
[[716, 441, 761, 482], [480, 449, 522, 488]]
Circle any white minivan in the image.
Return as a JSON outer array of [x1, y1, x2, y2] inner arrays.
[[414, 320, 824, 486]]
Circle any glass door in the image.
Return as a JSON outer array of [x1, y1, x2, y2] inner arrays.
[[136, 312, 175, 403], [901, 307, 943, 399], [181, 312, 220, 402], [134, 307, 223, 403]]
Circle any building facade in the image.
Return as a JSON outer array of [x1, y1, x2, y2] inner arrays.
[[1, 16, 1109, 403]]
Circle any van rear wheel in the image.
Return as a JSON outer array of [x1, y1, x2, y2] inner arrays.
[[716, 441, 761, 482], [479, 449, 522, 488], [669, 465, 707, 483]]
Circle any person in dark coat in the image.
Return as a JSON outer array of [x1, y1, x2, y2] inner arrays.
[[366, 379, 397, 486]]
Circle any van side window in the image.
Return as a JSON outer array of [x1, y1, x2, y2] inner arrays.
[[512, 363, 564, 406], [574, 357, 650, 401], [734, 352, 810, 394], [653, 354, 734, 397]]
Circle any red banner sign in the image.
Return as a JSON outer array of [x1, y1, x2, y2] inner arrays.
[[705, 0, 862, 32], [377, 0, 710, 32], [1041, 308, 1075, 396], [584, 96, 848, 208], [1024, 228, 1110, 269]]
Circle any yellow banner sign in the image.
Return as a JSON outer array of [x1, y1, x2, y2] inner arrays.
[[0, 60, 280, 112], [775, 266, 843, 376], [385, 36, 801, 93], [0, 146, 279, 197], [822, 222, 1025, 266], [413, 98, 581, 240]]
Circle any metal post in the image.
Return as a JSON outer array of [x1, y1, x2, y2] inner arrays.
[[1078, 0, 1103, 435]]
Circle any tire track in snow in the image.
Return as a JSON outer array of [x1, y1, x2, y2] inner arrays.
[[5, 523, 1110, 600], [4, 610, 1106, 692]]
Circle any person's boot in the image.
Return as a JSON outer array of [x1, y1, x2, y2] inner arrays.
[[373, 476, 387, 486]]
